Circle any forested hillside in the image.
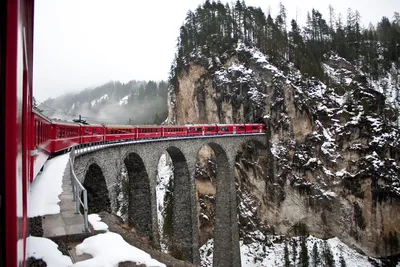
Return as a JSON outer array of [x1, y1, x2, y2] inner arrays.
[[171, 1, 399, 86], [37, 80, 169, 125]]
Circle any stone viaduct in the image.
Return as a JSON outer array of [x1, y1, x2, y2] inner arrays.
[[72, 134, 267, 267]]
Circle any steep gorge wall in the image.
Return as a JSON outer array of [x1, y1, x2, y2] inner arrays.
[[167, 44, 400, 258]]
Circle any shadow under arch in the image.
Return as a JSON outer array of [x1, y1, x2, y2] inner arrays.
[[124, 152, 152, 238], [83, 163, 111, 213], [204, 142, 241, 267], [162, 146, 195, 262]]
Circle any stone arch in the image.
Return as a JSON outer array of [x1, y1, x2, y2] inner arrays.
[[160, 146, 194, 261], [199, 142, 241, 267], [124, 152, 152, 238], [83, 162, 111, 213]]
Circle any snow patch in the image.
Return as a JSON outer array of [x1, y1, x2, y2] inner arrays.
[[28, 153, 70, 217], [74, 232, 166, 267], [119, 95, 129, 105], [27, 236, 73, 267], [88, 214, 109, 231]]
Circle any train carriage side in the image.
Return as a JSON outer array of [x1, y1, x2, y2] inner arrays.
[[80, 124, 106, 145], [217, 124, 247, 135], [187, 124, 218, 136], [137, 125, 162, 139], [105, 125, 136, 142], [162, 125, 188, 138], [52, 120, 81, 153], [245, 123, 266, 134], [31, 109, 53, 182]]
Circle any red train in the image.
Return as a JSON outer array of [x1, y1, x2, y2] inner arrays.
[[32, 108, 266, 183], [1, 1, 265, 266]]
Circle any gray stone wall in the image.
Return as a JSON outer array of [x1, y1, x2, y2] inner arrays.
[[73, 134, 267, 266]]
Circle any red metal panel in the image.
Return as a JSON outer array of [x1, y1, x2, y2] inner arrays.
[[4, 0, 34, 265], [162, 126, 188, 138], [137, 127, 162, 139]]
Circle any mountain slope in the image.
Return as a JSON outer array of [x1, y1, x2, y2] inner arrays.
[[37, 80, 169, 125], [166, 1, 400, 265]]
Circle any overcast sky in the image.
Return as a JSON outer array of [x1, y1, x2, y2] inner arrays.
[[33, 0, 398, 101]]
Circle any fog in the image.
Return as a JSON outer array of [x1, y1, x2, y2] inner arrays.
[[33, 0, 397, 101]]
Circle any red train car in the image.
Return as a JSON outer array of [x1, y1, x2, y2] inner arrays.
[[137, 126, 162, 139], [187, 124, 218, 136], [52, 120, 81, 153], [2, 0, 35, 265], [80, 124, 105, 144], [245, 123, 265, 133], [32, 109, 53, 182], [162, 125, 188, 138], [105, 125, 136, 142], [216, 124, 246, 135]]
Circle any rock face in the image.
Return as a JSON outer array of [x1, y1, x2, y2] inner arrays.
[[167, 43, 400, 258]]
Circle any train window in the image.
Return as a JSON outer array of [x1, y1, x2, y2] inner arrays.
[[35, 121, 38, 146], [207, 127, 214, 131], [252, 126, 258, 130], [220, 127, 228, 131], [85, 128, 89, 135], [37, 122, 40, 143], [239, 126, 245, 130]]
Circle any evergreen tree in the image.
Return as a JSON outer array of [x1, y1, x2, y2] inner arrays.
[[300, 237, 309, 267], [292, 239, 297, 266], [312, 242, 320, 267], [322, 241, 335, 267], [284, 241, 291, 267]]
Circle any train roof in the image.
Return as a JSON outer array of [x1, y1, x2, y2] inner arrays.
[[81, 123, 104, 127], [162, 125, 187, 128], [185, 124, 218, 127], [32, 108, 53, 123], [51, 119, 81, 127], [104, 125, 136, 129]]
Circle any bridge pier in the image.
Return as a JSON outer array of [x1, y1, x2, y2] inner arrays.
[[210, 143, 241, 267]]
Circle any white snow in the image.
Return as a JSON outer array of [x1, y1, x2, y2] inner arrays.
[[91, 94, 109, 108], [74, 232, 165, 267], [28, 214, 166, 267], [238, 233, 380, 267], [88, 214, 109, 231], [28, 153, 70, 217], [119, 95, 129, 105], [199, 239, 214, 266], [156, 153, 174, 252], [27, 236, 73, 267]]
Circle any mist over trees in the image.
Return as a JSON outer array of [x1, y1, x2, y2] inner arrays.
[[170, 0, 400, 84], [40, 80, 169, 125]]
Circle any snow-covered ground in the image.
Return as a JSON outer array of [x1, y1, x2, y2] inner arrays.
[[74, 231, 165, 267], [28, 153, 70, 217], [199, 232, 382, 267], [27, 236, 73, 266], [239, 233, 380, 267], [28, 214, 166, 267], [88, 214, 109, 231]]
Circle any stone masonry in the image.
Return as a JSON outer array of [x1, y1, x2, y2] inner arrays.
[[73, 134, 267, 267]]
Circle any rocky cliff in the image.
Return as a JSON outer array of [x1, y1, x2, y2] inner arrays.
[[167, 41, 400, 263]]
